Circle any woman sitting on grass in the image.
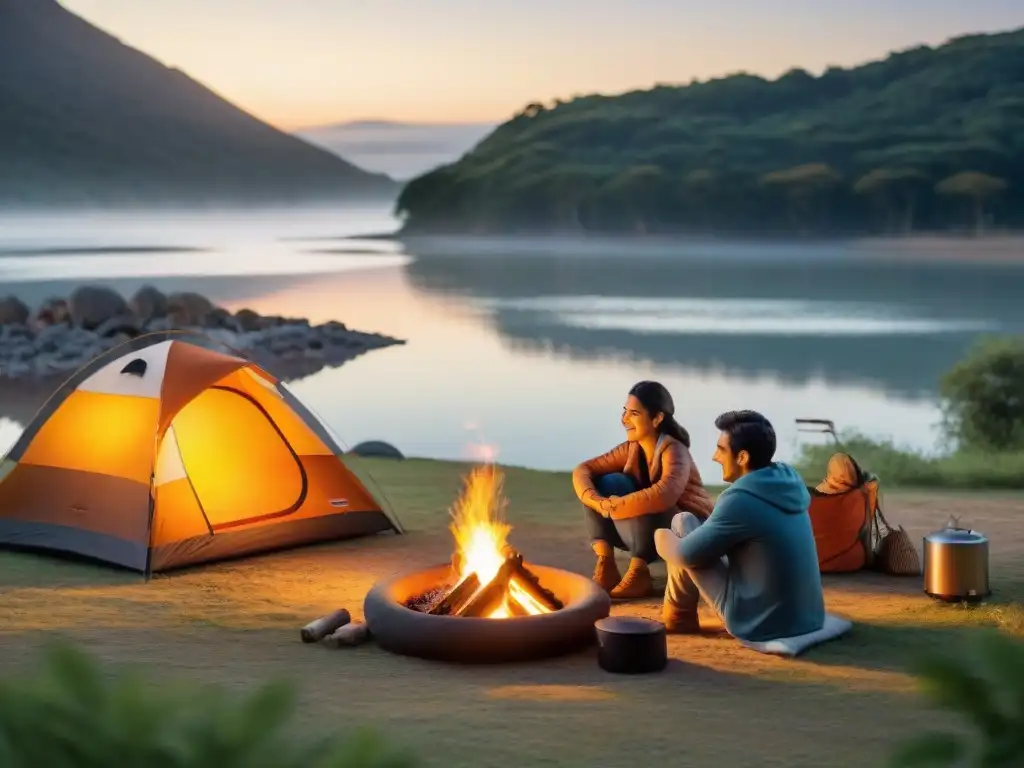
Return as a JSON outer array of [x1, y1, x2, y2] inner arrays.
[[572, 381, 714, 600]]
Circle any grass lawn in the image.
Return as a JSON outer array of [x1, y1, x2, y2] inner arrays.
[[0, 457, 1021, 767]]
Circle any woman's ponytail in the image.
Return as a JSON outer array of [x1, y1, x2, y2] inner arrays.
[[662, 415, 691, 448]]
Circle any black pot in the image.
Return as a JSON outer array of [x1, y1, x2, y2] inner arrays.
[[595, 616, 667, 674]]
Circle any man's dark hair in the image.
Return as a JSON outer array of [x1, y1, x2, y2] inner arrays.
[[714, 410, 776, 470]]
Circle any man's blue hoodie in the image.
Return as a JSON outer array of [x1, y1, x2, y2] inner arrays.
[[678, 462, 825, 642]]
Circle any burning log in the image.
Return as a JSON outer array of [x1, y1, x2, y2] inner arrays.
[[507, 596, 531, 617], [512, 561, 564, 611], [455, 548, 565, 617], [457, 553, 521, 618], [428, 571, 481, 616]]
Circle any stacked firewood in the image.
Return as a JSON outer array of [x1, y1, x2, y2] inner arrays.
[[299, 608, 371, 648], [428, 547, 563, 617]]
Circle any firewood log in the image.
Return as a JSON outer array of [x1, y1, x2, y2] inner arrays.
[[507, 594, 531, 617], [321, 621, 371, 648], [457, 553, 520, 617], [428, 572, 481, 615], [512, 561, 564, 611], [300, 608, 351, 643]]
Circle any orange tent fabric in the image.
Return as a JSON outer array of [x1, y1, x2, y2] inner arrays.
[[0, 332, 402, 573], [808, 453, 878, 573]]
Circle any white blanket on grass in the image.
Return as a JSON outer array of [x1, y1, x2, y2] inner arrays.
[[739, 613, 853, 657]]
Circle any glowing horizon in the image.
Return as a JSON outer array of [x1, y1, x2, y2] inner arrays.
[[59, 0, 1024, 130]]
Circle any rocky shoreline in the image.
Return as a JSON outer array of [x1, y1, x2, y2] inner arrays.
[[0, 286, 404, 382]]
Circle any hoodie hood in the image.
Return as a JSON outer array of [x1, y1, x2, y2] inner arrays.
[[724, 462, 810, 515]]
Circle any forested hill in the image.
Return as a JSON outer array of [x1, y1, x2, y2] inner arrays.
[[397, 28, 1024, 236], [0, 0, 396, 207]]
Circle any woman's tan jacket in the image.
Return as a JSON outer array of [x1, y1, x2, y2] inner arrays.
[[572, 434, 714, 521]]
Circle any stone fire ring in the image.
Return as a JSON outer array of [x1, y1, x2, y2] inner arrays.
[[363, 563, 612, 664]]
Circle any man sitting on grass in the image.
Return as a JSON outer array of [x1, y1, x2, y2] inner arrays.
[[654, 410, 825, 641]]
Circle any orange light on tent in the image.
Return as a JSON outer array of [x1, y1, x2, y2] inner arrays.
[[20, 391, 159, 484], [170, 387, 305, 529]]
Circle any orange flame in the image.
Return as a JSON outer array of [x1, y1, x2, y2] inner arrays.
[[448, 464, 546, 618], [450, 464, 511, 587]]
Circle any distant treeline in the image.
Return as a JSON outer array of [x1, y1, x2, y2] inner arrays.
[[396, 28, 1024, 236]]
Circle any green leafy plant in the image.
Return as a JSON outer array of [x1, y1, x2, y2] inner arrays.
[[0, 641, 415, 768], [891, 630, 1024, 767], [794, 431, 1024, 490], [940, 337, 1024, 453], [794, 337, 1024, 490]]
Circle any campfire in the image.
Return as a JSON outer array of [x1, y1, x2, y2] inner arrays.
[[405, 465, 563, 619], [364, 462, 610, 663]]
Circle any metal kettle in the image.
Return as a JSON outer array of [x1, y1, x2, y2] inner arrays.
[[923, 516, 990, 603]]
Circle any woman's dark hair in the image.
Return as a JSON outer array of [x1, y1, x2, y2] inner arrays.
[[628, 380, 690, 448]]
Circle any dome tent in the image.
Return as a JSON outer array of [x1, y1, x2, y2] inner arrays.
[[0, 331, 402, 574]]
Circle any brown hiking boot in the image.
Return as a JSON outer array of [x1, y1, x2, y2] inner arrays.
[[610, 558, 654, 600], [592, 556, 621, 594], [662, 605, 701, 634], [591, 541, 621, 593]]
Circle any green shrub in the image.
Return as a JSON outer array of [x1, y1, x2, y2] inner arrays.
[[940, 337, 1024, 453], [794, 337, 1024, 490], [0, 642, 415, 768], [891, 630, 1024, 767], [795, 433, 1024, 490]]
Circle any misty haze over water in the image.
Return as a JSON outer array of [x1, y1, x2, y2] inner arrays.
[[295, 121, 496, 180], [2, 205, 1023, 479]]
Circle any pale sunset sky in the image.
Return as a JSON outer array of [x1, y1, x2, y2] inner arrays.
[[63, 0, 1024, 130]]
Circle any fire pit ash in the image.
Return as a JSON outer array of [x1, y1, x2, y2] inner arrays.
[[364, 465, 610, 663]]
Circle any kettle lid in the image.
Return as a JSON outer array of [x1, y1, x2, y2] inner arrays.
[[926, 515, 987, 544]]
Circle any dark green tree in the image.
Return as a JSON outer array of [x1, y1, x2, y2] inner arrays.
[[935, 172, 1009, 235], [759, 163, 843, 233], [939, 336, 1024, 452], [854, 168, 930, 233], [596, 165, 672, 234], [678, 169, 722, 230]]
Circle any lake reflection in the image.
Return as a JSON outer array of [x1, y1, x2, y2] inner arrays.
[[404, 249, 1023, 398], [1, 210, 1023, 479]]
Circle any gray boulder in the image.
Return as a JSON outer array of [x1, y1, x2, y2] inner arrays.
[[68, 285, 128, 330], [166, 292, 215, 326], [30, 297, 70, 329], [144, 316, 173, 333], [129, 285, 168, 323], [93, 313, 143, 339], [0, 296, 30, 326], [205, 307, 243, 332], [32, 323, 71, 353], [233, 308, 263, 332], [0, 323, 31, 341], [348, 440, 405, 460]]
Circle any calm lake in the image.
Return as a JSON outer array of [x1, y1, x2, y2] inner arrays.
[[2, 207, 1022, 482]]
